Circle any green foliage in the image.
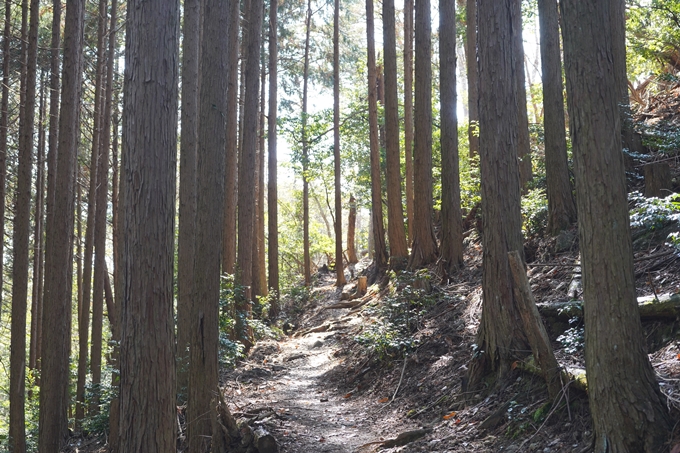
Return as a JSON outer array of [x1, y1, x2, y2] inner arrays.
[[557, 323, 585, 354], [458, 123, 481, 214], [627, 0, 680, 78], [629, 192, 680, 230], [521, 188, 549, 238], [640, 122, 680, 155], [354, 271, 438, 361]]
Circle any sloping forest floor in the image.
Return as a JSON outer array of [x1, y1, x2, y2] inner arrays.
[[65, 81, 680, 453]]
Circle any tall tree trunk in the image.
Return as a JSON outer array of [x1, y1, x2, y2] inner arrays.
[[561, 1, 671, 450], [465, 0, 479, 157], [384, 0, 408, 268], [403, 0, 414, 242], [333, 0, 346, 287], [0, 0, 11, 326], [30, 72, 47, 372], [610, 0, 643, 155], [366, 0, 387, 271], [347, 195, 358, 264], [10, 0, 38, 449], [409, 0, 437, 269], [236, 0, 263, 345], [301, 0, 312, 286], [177, 0, 200, 401], [253, 51, 267, 299], [118, 0, 179, 450], [39, 0, 85, 450], [466, 0, 528, 389], [439, 0, 463, 275], [223, 0, 240, 275], [189, 0, 232, 446], [91, 0, 111, 416], [267, 0, 280, 312], [538, 0, 576, 235], [513, 1, 532, 189]]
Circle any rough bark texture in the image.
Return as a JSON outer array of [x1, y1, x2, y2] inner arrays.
[[253, 57, 267, 299], [512, 1, 532, 189], [177, 0, 200, 400], [91, 0, 111, 415], [118, 0, 179, 450], [268, 0, 280, 311], [467, 0, 528, 389], [0, 0, 10, 326], [383, 0, 408, 264], [334, 0, 346, 287], [10, 0, 37, 450], [409, 0, 437, 269], [465, 0, 479, 158], [39, 0, 84, 451], [439, 0, 463, 275], [538, 0, 576, 235], [644, 162, 673, 198], [223, 0, 240, 275], [347, 195, 358, 263], [236, 0, 263, 343], [366, 0, 387, 271], [188, 0, 231, 448], [561, 1, 672, 451], [404, 0, 414, 241]]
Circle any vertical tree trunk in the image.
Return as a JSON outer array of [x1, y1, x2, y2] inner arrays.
[[384, 0, 408, 268], [403, 0, 414, 242], [334, 0, 346, 287], [409, 0, 437, 269], [466, 0, 479, 158], [29, 72, 47, 372], [39, 0, 85, 450], [91, 0, 111, 416], [253, 51, 267, 299], [561, 1, 671, 450], [236, 0, 263, 345], [301, 0, 312, 286], [366, 0, 387, 271], [347, 195, 358, 264], [538, 0, 576, 235], [40, 0, 62, 374], [467, 0, 528, 389], [223, 0, 240, 275], [177, 0, 200, 400], [10, 0, 38, 449], [610, 0, 643, 155], [118, 0, 179, 450], [0, 0, 11, 325], [439, 0, 463, 275], [513, 0, 532, 189], [267, 0, 280, 312]]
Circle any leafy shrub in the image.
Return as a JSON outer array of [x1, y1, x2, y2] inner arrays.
[[522, 188, 549, 238], [629, 192, 680, 230]]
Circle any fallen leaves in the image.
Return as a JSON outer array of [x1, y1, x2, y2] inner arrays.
[[443, 411, 457, 420], [378, 397, 389, 403]]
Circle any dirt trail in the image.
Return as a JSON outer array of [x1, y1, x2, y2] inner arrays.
[[223, 275, 410, 452]]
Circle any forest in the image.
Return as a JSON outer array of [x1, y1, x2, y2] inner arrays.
[[0, 0, 679, 451]]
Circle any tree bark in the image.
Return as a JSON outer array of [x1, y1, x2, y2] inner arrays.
[[223, 0, 240, 275], [177, 0, 200, 401], [334, 0, 346, 287], [513, 1, 532, 189], [561, 1, 671, 450], [301, 0, 312, 286], [538, 0, 576, 235], [39, 0, 85, 450], [91, 0, 111, 416], [236, 0, 264, 345], [384, 0, 408, 266], [366, 0, 387, 271], [10, 0, 38, 449], [409, 0, 437, 269], [404, 0, 414, 241], [268, 0, 280, 312], [0, 0, 11, 326], [347, 195, 358, 264], [118, 0, 179, 451], [439, 0, 463, 275], [467, 0, 528, 389], [253, 50, 267, 299], [465, 0, 479, 158]]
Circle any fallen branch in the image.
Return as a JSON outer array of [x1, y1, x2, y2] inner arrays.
[[357, 428, 433, 451]]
